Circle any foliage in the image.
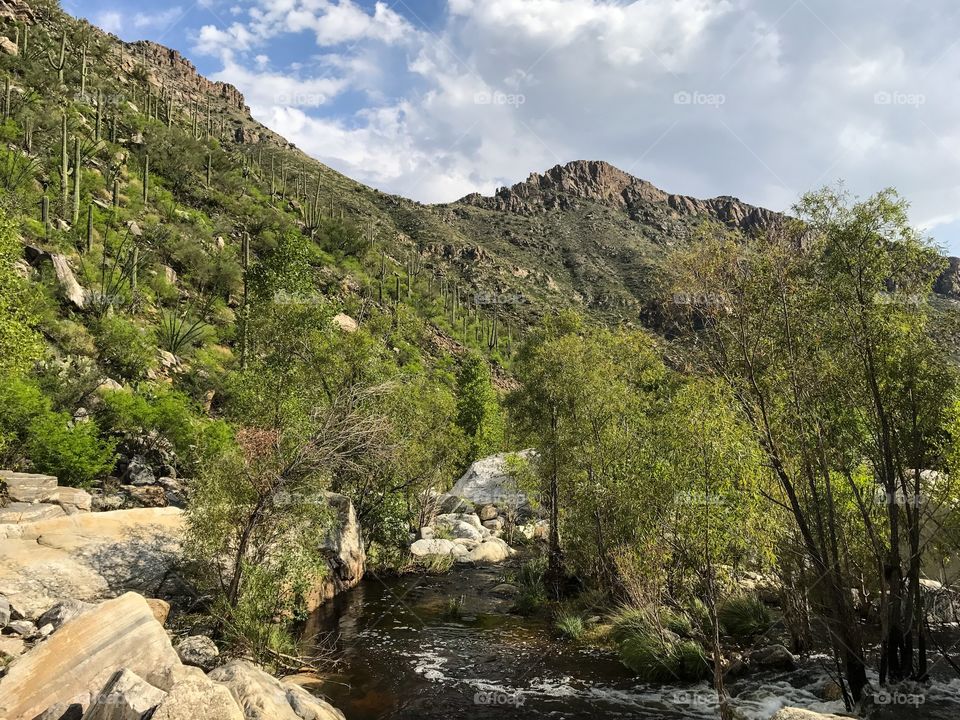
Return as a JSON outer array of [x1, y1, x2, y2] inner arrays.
[[0, 209, 42, 375], [555, 612, 584, 640], [717, 595, 773, 640], [92, 314, 155, 380], [456, 351, 505, 463]]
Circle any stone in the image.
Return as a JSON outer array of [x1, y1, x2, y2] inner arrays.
[[33, 694, 88, 720], [8, 619, 35, 637], [151, 675, 245, 720], [331, 313, 358, 333], [483, 518, 504, 532], [121, 484, 168, 507], [410, 538, 457, 557], [0, 508, 183, 620], [419, 526, 434, 540], [124, 456, 156, 486], [209, 660, 344, 720], [147, 598, 171, 626], [748, 644, 797, 671], [175, 635, 220, 671], [36, 599, 93, 631], [0, 471, 58, 503], [0, 593, 190, 719], [0, 501, 66, 524], [449, 450, 537, 510], [437, 519, 482, 542], [98, 378, 124, 392], [37, 622, 53, 637], [465, 538, 513, 564], [452, 537, 479, 550], [478, 504, 498, 521], [48, 253, 86, 309], [770, 710, 850, 720], [0, 595, 8, 627], [437, 493, 474, 515], [157, 476, 188, 508], [491, 583, 519, 597], [0, 636, 25, 661], [50, 486, 93, 514], [0, 36, 18, 56], [300, 492, 366, 610], [84, 668, 167, 720]]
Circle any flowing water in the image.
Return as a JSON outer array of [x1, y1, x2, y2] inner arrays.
[[305, 564, 960, 719]]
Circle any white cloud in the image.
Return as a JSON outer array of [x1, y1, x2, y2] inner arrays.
[[133, 7, 184, 31], [191, 0, 960, 252]]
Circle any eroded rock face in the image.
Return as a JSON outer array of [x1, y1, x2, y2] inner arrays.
[[306, 492, 365, 610], [0, 593, 189, 719], [84, 668, 167, 720], [152, 675, 245, 720], [0, 507, 184, 619], [209, 660, 344, 720]]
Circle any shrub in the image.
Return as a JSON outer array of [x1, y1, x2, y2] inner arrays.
[[93, 315, 156, 381], [25, 412, 116, 487], [718, 595, 773, 640], [609, 605, 711, 682], [414, 553, 455, 575], [556, 612, 584, 640], [512, 555, 548, 615]]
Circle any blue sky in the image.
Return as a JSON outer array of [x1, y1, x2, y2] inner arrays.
[[67, 0, 960, 255]]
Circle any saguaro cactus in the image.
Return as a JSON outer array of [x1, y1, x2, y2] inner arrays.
[[72, 137, 81, 225], [47, 32, 67, 84], [142, 153, 149, 204], [240, 231, 251, 370], [59, 113, 68, 217]]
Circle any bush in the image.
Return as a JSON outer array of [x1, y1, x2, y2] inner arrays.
[[718, 595, 773, 639], [512, 555, 548, 615], [93, 315, 156, 381], [555, 612, 584, 640], [414, 553, 455, 575], [25, 412, 116, 487], [609, 605, 710, 681]]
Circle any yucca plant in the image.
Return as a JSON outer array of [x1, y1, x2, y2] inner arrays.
[[156, 305, 209, 356]]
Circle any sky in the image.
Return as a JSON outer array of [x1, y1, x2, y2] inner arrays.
[[66, 0, 960, 255]]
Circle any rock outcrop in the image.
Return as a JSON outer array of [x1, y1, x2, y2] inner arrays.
[[448, 450, 537, 512], [209, 660, 345, 720], [306, 492, 366, 609]]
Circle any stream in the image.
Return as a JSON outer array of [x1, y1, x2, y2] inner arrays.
[[302, 562, 936, 720]]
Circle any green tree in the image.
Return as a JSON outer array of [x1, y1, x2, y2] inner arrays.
[[0, 209, 42, 376], [456, 351, 504, 463]]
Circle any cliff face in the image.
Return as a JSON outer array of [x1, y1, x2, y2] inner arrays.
[[460, 160, 780, 234]]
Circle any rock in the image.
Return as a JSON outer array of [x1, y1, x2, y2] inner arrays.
[[770, 710, 850, 720], [147, 598, 171, 626], [162, 265, 178, 284], [210, 660, 345, 720], [410, 538, 457, 557], [0, 595, 8, 627], [0, 36, 18, 56], [452, 537, 479, 550], [48, 253, 86, 309], [151, 674, 245, 720], [0, 471, 58, 503], [419, 526, 435, 540], [465, 538, 513, 564], [8, 619, 35, 637], [331, 313, 358, 333], [449, 451, 537, 510], [478, 504, 498, 521], [437, 519, 482, 542], [0, 508, 184, 619], [0, 636, 25, 661], [437, 493, 475, 515], [491, 583, 519, 597], [0, 501, 66, 524], [450, 542, 469, 556], [120, 484, 168, 507], [91, 492, 124, 512], [37, 622, 53, 637], [84, 668, 167, 720], [175, 635, 219, 671], [50, 486, 93, 514], [920, 578, 960, 624], [748, 644, 796, 671], [157, 476, 188, 508], [33, 694, 88, 720], [306, 492, 365, 609], [36, 599, 93, 631], [98, 378, 124, 392], [126, 220, 143, 237], [483, 518, 504, 532], [124, 456, 156, 486], [0, 593, 190, 719]]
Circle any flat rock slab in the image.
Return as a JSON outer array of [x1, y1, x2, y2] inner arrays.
[[0, 508, 184, 619], [0, 502, 66, 525], [0, 471, 58, 503], [0, 592, 191, 720]]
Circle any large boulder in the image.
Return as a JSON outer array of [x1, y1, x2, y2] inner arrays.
[[770, 710, 850, 720], [0, 502, 66, 524], [305, 492, 365, 609], [209, 660, 344, 720], [176, 635, 220, 672], [449, 451, 537, 512], [0, 593, 192, 719], [0, 471, 58, 503], [0, 508, 184, 620], [410, 538, 458, 557], [465, 538, 514, 564]]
